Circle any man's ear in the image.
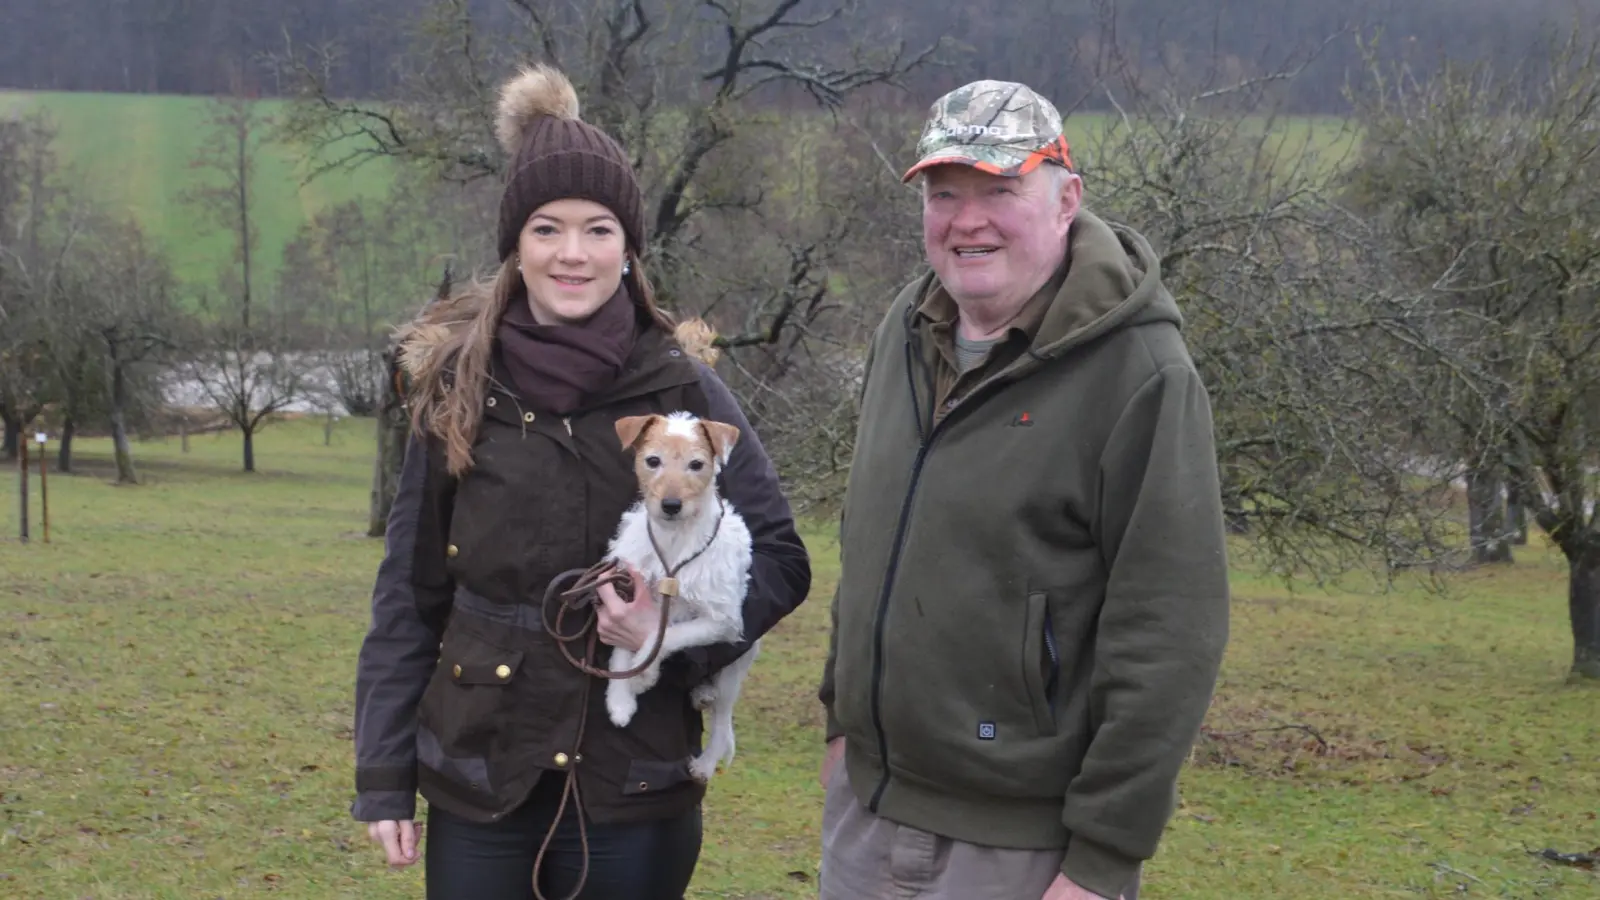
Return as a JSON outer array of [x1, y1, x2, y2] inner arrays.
[[699, 420, 741, 465], [1058, 170, 1082, 232], [615, 414, 659, 451]]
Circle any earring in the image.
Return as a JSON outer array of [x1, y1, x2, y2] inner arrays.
[[622, 260, 631, 276]]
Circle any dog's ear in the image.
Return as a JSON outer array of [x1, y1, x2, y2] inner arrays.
[[699, 420, 740, 466], [615, 414, 659, 452]]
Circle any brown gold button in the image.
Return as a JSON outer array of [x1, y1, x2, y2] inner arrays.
[[495, 664, 511, 680], [452, 664, 462, 678], [446, 544, 458, 558], [486, 397, 497, 407], [554, 753, 570, 767], [522, 412, 535, 423]]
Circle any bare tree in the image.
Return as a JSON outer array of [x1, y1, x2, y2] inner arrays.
[[271, 0, 948, 525], [180, 94, 305, 472], [1347, 31, 1600, 679], [0, 114, 60, 460], [89, 218, 181, 484], [934, 10, 1463, 585]]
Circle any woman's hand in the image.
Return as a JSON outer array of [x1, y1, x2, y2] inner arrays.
[[367, 819, 421, 867], [596, 566, 660, 653]]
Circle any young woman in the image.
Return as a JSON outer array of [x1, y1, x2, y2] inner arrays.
[[350, 64, 811, 900]]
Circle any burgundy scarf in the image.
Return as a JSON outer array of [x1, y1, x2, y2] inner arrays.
[[496, 284, 639, 414]]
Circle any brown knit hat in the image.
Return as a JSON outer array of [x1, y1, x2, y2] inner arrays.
[[493, 64, 646, 262]]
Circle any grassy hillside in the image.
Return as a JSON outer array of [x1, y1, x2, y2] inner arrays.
[[0, 419, 1595, 898], [0, 90, 395, 289]]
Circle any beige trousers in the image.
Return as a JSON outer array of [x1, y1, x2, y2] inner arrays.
[[818, 767, 1139, 900]]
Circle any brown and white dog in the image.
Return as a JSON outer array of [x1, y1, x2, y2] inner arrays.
[[604, 411, 757, 783]]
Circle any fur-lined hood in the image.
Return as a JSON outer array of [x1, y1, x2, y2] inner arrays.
[[393, 287, 720, 391]]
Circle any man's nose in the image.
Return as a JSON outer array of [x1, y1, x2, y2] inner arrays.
[[949, 198, 986, 232]]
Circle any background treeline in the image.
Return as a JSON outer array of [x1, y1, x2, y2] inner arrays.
[[4, 0, 1599, 113]]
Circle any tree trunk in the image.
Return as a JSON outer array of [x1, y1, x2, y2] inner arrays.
[[110, 366, 138, 484], [1571, 544, 1600, 681], [368, 353, 407, 537], [2, 413, 18, 460], [1507, 495, 1529, 545], [1466, 466, 1514, 564], [243, 426, 256, 473], [56, 417, 74, 473]]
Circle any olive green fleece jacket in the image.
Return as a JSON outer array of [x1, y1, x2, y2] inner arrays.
[[818, 209, 1230, 899]]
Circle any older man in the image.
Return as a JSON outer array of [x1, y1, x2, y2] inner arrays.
[[816, 80, 1230, 900]]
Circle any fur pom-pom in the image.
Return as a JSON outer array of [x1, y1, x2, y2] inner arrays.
[[674, 318, 721, 365], [495, 63, 581, 156]]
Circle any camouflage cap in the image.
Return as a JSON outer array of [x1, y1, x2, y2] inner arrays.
[[902, 79, 1073, 183]]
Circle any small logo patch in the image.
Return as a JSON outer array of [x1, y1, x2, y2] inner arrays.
[[1011, 412, 1034, 427], [977, 721, 997, 740]]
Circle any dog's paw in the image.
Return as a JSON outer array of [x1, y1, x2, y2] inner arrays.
[[690, 683, 718, 711], [606, 684, 638, 728], [687, 754, 718, 784]]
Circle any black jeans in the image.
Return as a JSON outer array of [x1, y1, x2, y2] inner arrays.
[[424, 775, 702, 900]]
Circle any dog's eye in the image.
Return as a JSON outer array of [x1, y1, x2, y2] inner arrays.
[[688, 460, 705, 472], [645, 456, 661, 469]]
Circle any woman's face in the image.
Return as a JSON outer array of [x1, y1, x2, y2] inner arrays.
[[517, 198, 627, 326]]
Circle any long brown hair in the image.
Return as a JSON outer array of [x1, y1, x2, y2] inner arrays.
[[397, 250, 676, 476]]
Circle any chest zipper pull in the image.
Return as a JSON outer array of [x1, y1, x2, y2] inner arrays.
[[562, 417, 573, 436]]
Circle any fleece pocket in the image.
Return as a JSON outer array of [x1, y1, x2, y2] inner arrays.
[[1022, 591, 1060, 737]]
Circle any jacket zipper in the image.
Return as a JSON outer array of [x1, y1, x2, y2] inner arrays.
[[865, 320, 943, 813], [562, 416, 572, 436], [1044, 606, 1060, 711]]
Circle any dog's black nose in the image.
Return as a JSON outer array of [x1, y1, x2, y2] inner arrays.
[[661, 498, 683, 517]]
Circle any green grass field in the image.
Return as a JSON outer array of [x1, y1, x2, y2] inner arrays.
[[1, 419, 1596, 898], [0, 90, 395, 289]]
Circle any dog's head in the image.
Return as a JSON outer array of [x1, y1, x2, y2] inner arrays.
[[614, 411, 739, 524]]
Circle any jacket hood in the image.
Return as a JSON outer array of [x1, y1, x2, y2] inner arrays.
[[1029, 208, 1181, 359]]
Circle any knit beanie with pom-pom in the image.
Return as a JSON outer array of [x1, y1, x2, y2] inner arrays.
[[493, 64, 646, 262]]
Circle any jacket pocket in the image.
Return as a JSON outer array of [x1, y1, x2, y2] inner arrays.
[[418, 624, 525, 758], [1022, 591, 1059, 737], [621, 758, 695, 795]]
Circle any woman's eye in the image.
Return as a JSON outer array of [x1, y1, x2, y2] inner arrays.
[[688, 460, 705, 472], [589, 225, 614, 236], [532, 225, 557, 236], [645, 456, 661, 469]]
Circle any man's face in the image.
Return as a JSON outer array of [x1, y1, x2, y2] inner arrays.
[[921, 163, 1079, 312]]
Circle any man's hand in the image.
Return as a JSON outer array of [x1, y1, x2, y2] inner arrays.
[[596, 566, 658, 653], [367, 819, 421, 867], [1042, 874, 1120, 900], [819, 736, 846, 789]]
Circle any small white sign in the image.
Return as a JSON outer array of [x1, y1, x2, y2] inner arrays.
[[35, 433, 46, 444]]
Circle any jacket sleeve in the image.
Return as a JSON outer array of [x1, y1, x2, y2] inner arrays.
[[1060, 364, 1230, 899], [672, 364, 811, 683], [351, 430, 456, 822]]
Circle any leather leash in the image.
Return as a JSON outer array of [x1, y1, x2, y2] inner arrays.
[[528, 498, 724, 900]]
